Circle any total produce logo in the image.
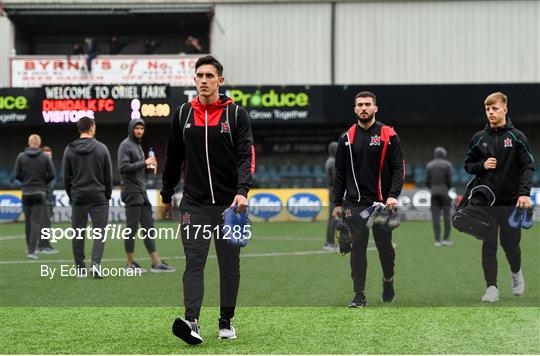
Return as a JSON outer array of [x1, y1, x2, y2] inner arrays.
[[0, 95, 29, 124], [228, 89, 311, 121], [228, 89, 309, 108]]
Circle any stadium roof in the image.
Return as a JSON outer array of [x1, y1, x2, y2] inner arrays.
[[2, 2, 213, 15]]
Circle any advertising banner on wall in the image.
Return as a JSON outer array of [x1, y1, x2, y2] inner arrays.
[[0, 190, 159, 224], [248, 188, 329, 222], [0, 190, 23, 223], [41, 84, 171, 125], [11, 56, 198, 87], [0, 88, 42, 125], [2, 84, 539, 126], [51, 189, 159, 223], [2, 188, 540, 224]]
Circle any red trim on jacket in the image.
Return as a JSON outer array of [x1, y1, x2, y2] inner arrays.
[[191, 96, 233, 127], [250, 145, 256, 175], [378, 126, 396, 201]]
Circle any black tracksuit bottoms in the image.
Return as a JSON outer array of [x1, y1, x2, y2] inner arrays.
[[326, 190, 336, 244], [343, 202, 395, 294], [179, 197, 241, 321], [430, 193, 452, 242], [38, 202, 53, 249], [22, 193, 47, 254], [124, 198, 157, 254], [71, 203, 109, 268], [482, 205, 521, 287]]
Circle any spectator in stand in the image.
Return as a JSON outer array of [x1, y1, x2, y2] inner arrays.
[[144, 38, 159, 54], [109, 36, 127, 55], [72, 43, 85, 55], [185, 36, 203, 54], [84, 37, 99, 73]]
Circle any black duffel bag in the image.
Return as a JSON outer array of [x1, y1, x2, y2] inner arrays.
[[452, 184, 496, 241]]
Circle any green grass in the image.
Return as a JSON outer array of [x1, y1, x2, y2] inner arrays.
[[1, 220, 539, 353]]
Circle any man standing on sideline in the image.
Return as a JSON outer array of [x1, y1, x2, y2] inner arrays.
[[36, 146, 59, 254], [324, 141, 338, 250], [426, 146, 454, 247], [161, 55, 255, 344], [332, 91, 404, 307], [118, 118, 175, 273], [63, 117, 112, 279], [14, 134, 55, 259], [463, 92, 534, 302]]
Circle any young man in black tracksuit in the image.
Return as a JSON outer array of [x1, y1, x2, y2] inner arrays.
[[63, 117, 112, 279], [14, 134, 56, 259], [426, 147, 454, 246], [117, 118, 175, 273], [463, 92, 534, 303], [332, 91, 404, 307], [161, 56, 255, 344]]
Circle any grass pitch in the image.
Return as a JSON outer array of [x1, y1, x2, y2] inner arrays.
[[1, 220, 539, 354]]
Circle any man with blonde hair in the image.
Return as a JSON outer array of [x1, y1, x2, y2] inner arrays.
[[14, 134, 56, 259], [463, 91, 535, 302]]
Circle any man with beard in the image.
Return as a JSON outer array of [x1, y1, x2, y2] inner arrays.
[[118, 118, 175, 273], [332, 91, 404, 307]]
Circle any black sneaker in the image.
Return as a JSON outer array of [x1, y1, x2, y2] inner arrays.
[[172, 317, 203, 345], [382, 278, 395, 303], [151, 260, 176, 273], [348, 292, 367, 308], [125, 261, 147, 274]]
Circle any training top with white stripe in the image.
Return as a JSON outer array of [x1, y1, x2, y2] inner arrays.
[[161, 94, 255, 205], [333, 121, 405, 207]]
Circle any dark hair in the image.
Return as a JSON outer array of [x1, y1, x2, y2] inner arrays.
[[42, 145, 52, 152], [195, 55, 223, 76], [354, 91, 377, 105], [77, 117, 95, 133]]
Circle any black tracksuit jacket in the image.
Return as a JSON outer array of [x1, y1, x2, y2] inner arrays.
[[334, 121, 405, 206], [161, 94, 255, 205], [464, 119, 535, 204], [63, 138, 113, 205]]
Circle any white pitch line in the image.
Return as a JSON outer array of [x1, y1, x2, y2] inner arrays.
[[0, 243, 396, 265], [0, 235, 324, 242], [0, 235, 25, 241]]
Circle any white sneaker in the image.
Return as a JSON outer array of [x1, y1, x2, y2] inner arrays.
[[323, 243, 336, 251], [434, 241, 442, 247], [26, 253, 38, 260], [218, 319, 237, 340], [481, 286, 499, 302], [510, 269, 525, 296], [442, 240, 454, 246], [40, 247, 60, 254], [76, 268, 88, 279]]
